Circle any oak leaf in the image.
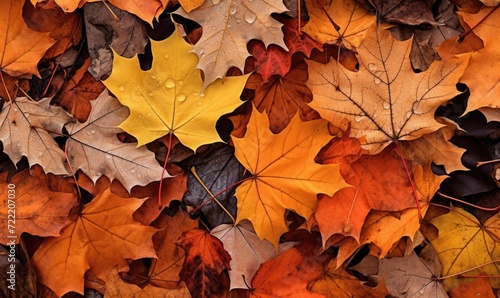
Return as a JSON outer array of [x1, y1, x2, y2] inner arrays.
[[246, 56, 320, 133], [0, 97, 72, 175], [314, 136, 416, 243], [0, 167, 77, 244], [176, 229, 232, 298], [65, 90, 165, 192], [307, 260, 388, 298], [459, 6, 500, 113], [302, 0, 375, 49], [0, 0, 56, 77], [251, 240, 328, 298], [232, 106, 348, 245], [211, 220, 295, 290], [306, 23, 470, 154], [174, 0, 287, 90], [103, 27, 248, 151], [430, 206, 500, 290], [31, 189, 158, 297]]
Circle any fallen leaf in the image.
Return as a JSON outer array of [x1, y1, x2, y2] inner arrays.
[[184, 143, 244, 228], [251, 240, 328, 297], [103, 26, 249, 151], [65, 90, 165, 192], [448, 277, 496, 298], [232, 106, 348, 245], [459, 6, 500, 113], [246, 56, 321, 133], [430, 206, 500, 290], [0, 243, 37, 297], [0, 97, 71, 175], [249, 18, 323, 81], [83, 1, 149, 80], [314, 135, 415, 243], [176, 229, 232, 298], [31, 189, 158, 297], [302, 0, 376, 49], [174, 0, 287, 90], [400, 122, 468, 173], [0, 167, 77, 244], [52, 58, 106, 122], [306, 23, 470, 154], [178, 0, 206, 12], [378, 251, 447, 297], [211, 220, 295, 290], [307, 259, 388, 298], [0, 0, 56, 77], [366, 0, 438, 25]]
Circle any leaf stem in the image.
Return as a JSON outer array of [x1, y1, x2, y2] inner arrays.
[[395, 142, 422, 222], [457, 6, 498, 42], [438, 192, 500, 212], [436, 259, 500, 280], [477, 158, 500, 167], [158, 133, 174, 209]]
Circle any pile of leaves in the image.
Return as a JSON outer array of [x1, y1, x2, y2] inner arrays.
[[0, 0, 499, 297]]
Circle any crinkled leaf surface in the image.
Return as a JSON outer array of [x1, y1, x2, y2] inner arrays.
[[431, 206, 500, 290], [0, 0, 55, 77], [104, 27, 248, 151], [0, 97, 72, 175], [174, 0, 287, 90], [306, 24, 470, 154], [31, 189, 158, 297], [302, 0, 375, 49], [176, 229, 231, 298], [367, 0, 438, 25], [65, 90, 165, 192], [232, 106, 348, 246], [0, 168, 77, 244], [211, 220, 295, 290]]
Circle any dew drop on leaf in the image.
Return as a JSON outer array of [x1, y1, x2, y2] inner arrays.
[[212, 0, 221, 4], [176, 93, 187, 102], [163, 53, 169, 59], [405, 111, 413, 120], [244, 11, 256, 24], [354, 115, 365, 122], [368, 63, 377, 71], [383, 102, 390, 110], [374, 77, 381, 85], [178, 80, 184, 86], [230, 6, 237, 14], [196, 101, 203, 106], [131, 169, 136, 173], [118, 85, 125, 91], [165, 78, 175, 88], [148, 92, 154, 96], [150, 73, 157, 79]]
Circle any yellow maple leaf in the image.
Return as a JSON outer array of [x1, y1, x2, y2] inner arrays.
[[232, 106, 349, 246], [302, 0, 375, 49], [431, 206, 500, 290], [306, 23, 470, 154], [103, 26, 249, 152]]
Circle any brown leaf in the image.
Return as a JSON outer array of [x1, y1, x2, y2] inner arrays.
[[367, 0, 438, 25], [176, 229, 231, 298]]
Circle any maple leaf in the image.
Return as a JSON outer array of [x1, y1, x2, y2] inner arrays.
[[314, 135, 416, 243], [31, 189, 158, 297], [430, 206, 500, 290], [232, 106, 348, 245], [65, 90, 165, 192], [366, 0, 438, 26], [0, 0, 56, 77], [459, 6, 500, 113], [378, 251, 447, 297], [0, 167, 77, 244], [302, 0, 375, 49], [306, 23, 470, 154], [174, 0, 287, 90], [211, 220, 295, 290], [0, 97, 71, 175], [176, 229, 232, 298], [103, 26, 248, 152], [246, 56, 321, 133], [307, 260, 389, 298], [248, 18, 323, 81], [251, 240, 328, 298]]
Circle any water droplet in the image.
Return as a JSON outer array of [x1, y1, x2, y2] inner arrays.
[[96, 172, 102, 176], [354, 115, 365, 122], [374, 77, 381, 85], [236, 19, 241, 24], [90, 130, 96, 134], [38, 152, 43, 156], [176, 93, 186, 102], [16, 143, 21, 147], [148, 92, 154, 96], [211, 0, 221, 4], [178, 80, 184, 86], [230, 6, 237, 14], [13, 108, 18, 112], [146, 112, 152, 117], [150, 73, 157, 79], [200, 93, 205, 97], [405, 111, 413, 120], [373, 112, 378, 118], [196, 101, 203, 106], [131, 169, 136, 173], [368, 63, 377, 71], [118, 85, 125, 91], [105, 154, 112, 159], [412, 101, 424, 114], [244, 11, 256, 23], [383, 102, 390, 110], [165, 78, 175, 88], [163, 53, 169, 59]]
